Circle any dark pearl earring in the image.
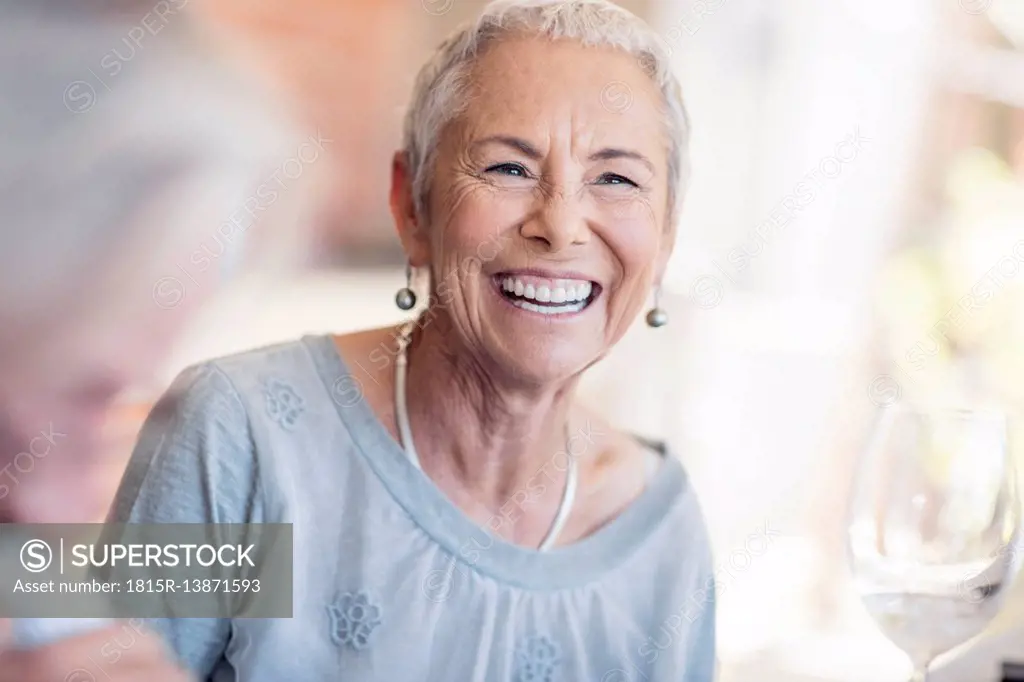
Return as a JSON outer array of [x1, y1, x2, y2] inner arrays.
[[395, 264, 417, 311], [646, 285, 668, 328]]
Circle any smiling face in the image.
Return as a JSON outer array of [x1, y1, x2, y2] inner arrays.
[[393, 35, 675, 385]]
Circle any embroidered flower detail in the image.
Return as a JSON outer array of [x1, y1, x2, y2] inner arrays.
[[514, 635, 562, 682], [263, 379, 304, 429], [327, 591, 382, 650]]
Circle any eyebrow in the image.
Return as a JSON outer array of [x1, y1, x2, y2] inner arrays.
[[589, 147, 656, 174], [471, 135, 542, 160]]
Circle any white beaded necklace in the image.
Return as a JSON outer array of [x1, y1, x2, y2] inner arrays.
[[393, 320, 577, 552]]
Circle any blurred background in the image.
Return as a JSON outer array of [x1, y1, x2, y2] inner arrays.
[[83, 0, 1024, 680]]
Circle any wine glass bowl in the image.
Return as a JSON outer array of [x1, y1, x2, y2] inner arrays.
[[847, 405, 1021, 680]]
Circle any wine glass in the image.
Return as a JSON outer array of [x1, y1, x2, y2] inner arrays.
[[847, 404, 1022, 682]]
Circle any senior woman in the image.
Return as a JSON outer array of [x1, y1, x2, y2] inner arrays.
[[110, 0, 716, 679]]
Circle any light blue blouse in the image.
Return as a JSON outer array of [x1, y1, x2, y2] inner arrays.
[[110, 335, 717, 681]]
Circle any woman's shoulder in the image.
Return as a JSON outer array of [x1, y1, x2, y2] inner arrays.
[[569, 406, 708, 557], [570, 405, 672, 492], [160, 335, 346, 420], [111, 336, 340, 523], [198, 335, 328, 388]]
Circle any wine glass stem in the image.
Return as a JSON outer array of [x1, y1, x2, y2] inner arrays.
[[910, 667, 928, 682]]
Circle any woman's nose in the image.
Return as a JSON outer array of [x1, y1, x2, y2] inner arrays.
[[519, 187, 591, 252]]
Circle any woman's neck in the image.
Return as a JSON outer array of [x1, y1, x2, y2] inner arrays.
[[402, 316, 578, 511]]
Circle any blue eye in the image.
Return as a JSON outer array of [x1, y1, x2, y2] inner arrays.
[[486, 163, 530, 178], [598, 173, 639, 187]]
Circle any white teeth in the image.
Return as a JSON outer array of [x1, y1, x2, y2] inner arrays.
[[498, 275, 596, 306]]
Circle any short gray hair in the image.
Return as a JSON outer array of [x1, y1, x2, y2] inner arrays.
[[0, 2, 300, 324], [402, 0, 690, 229]]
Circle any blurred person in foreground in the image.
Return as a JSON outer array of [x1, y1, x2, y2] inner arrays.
[[109, 1, 716, 679], [0, 1, 303, 679]]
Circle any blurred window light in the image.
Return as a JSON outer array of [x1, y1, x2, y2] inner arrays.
[[837, 0, 932, 35], [989, 0, 1024, 49], [945, 43, 1024, 108]]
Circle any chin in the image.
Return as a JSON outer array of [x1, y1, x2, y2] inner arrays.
[[489, 336, 598, 388]]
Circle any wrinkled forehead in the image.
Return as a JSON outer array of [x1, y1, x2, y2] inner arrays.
[[450, 36, 670, 168]]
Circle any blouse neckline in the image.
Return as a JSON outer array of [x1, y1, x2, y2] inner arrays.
[[304, 333, 688, 590]]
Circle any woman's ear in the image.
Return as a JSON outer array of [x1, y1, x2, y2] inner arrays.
[[389, 151, 431, 266]]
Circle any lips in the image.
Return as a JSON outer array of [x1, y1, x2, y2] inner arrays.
[[493, 272, 600, 316]]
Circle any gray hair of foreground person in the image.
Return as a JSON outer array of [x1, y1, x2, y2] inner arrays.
[[0, 1, 304, 328]]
